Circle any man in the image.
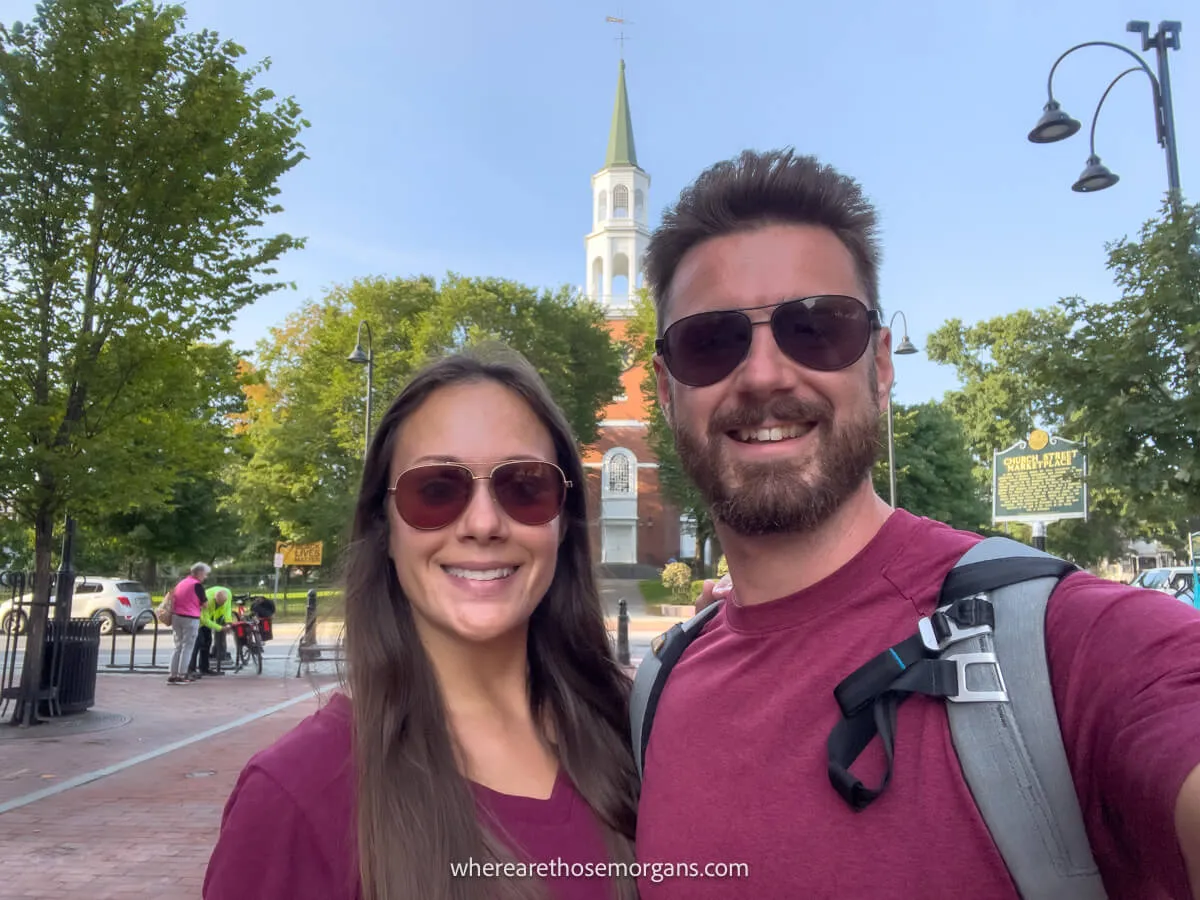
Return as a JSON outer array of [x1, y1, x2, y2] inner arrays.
[[189, 584, 233, 676], [634, 149, 1200, 898]]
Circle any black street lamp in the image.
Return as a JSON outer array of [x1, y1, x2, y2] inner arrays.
[[886, 311, 919, 509], [1029, 21, 1183, 203], [347, 321, 374, 461]]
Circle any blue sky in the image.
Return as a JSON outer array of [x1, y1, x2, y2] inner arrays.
[[2, 0, 1194, 406]]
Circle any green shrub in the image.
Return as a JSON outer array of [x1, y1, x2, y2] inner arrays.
[[661, 562, 693, 602]]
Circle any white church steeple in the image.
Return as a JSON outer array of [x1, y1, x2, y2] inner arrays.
[[585, 58, 651, 319]]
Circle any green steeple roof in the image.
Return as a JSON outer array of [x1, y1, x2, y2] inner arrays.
[[605, 59, 638, 168]]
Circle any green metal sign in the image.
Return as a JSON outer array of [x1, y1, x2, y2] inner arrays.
[[992, 430, 1087, 524]]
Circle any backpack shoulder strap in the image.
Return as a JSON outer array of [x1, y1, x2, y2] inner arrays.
[[944, 537, 1107, 900], [630, 601, 722, 780]]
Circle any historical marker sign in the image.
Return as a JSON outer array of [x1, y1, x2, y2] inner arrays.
[[275, 541, 324, 567], [992, 430, 1087, 524]]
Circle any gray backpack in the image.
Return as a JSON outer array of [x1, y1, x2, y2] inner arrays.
[[630, 537, 1108, 900]]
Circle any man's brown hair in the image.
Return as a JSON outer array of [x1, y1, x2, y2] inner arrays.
[[644, 148, 882, 332]]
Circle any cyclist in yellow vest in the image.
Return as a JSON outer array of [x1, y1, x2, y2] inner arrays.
[[189, 585, 233, 676]]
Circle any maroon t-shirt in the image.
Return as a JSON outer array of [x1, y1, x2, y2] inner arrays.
[[636, 510, 1200, 898], [203, 692, 616, 899]]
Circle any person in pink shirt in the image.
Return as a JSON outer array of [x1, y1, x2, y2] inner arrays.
[[204, 347, 639, 899], [634, 149, 1200, 898], [168, 562, 209, 684]]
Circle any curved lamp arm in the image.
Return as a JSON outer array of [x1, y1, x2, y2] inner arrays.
[[1046, 41, 1165, 145], [355, 320, 373, 356], [888, 311, 909, 335], [1089, 68, 1142, 156]]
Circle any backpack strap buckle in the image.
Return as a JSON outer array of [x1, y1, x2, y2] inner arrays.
[[945, 651, 1009, 703], [918, 604, 994, 652]]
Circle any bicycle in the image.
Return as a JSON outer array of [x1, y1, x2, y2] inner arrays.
[[230, 595, 276, 675]]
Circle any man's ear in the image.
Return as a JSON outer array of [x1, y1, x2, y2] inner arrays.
[[872, 325, 894, 415], [653, 355, 674, 428]]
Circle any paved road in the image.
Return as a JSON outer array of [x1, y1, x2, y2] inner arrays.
[[2, 628, 654, 683]]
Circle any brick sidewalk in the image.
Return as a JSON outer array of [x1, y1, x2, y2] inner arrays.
[[0, 679, 339, 898], [0, 673, 335, 805]]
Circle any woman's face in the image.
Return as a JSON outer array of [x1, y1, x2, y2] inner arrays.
[[387, 380, 565, 648]]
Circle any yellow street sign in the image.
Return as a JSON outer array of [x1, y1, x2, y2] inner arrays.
[[274, 541, 324, 566]]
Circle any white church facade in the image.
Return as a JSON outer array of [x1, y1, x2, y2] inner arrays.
[[580, 59, 682, 570]]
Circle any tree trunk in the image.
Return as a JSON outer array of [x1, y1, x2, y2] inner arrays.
[[14, 504, 55, 726], [143, 557, 158, 593]]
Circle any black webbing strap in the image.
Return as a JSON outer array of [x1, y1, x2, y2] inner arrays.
[[832, 594, 993, 718], [635, 602, 722, 773], [826, 554, 1077, 811], [637, 622, 692, 769], [938, 557, 1075, 607], [833, 634, 926, 717], [826, 594, 995, 810], [827, 657, 966, 808]]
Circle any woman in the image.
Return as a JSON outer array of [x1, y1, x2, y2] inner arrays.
[[168, 562, 209, 685], [204, 347, 639, 899]]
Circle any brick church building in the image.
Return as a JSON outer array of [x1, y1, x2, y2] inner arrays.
[[579, 59, 689, 571]]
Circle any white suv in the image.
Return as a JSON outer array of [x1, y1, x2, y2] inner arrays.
[[1131, 566, 1196, 605], [0, 577, 154, 636]]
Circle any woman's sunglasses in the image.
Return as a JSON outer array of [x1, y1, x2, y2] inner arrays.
[[388, 460, 571, 531], [655, 295, 881, 388]]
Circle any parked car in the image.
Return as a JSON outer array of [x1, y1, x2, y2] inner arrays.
[[1130, 566, 1197, 606], [0, 577, 154, 636]]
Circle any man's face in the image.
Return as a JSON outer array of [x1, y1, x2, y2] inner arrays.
[[654, 223, 893, 537]]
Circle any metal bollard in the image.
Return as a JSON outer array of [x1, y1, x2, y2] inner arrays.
[[302, 589, 317, 646], [617, 598, 630, 667], [299, 589, 322, 662]]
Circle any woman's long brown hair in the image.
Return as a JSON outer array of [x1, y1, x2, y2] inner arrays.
[[342, 345, 639, 900]]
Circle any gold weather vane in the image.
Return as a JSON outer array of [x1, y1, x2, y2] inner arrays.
[[606, 14, 633, 57]]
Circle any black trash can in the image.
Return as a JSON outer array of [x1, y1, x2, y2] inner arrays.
[[39, 619, 102, 715]]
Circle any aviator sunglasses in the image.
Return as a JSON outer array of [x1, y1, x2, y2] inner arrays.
[[388, 460, 572, 531], [655, 295, 881, 388]]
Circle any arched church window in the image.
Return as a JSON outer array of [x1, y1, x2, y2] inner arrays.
[[635, 189, 644, 221], [613, 185, 629, 218], [597, 190, 607, 222], [605, 452, 632, 494]]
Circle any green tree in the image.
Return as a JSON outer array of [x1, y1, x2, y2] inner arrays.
[[96, 351, 246, 583], [875, 401, 990, 532], [228, 276, 623, 556], [925, 308, 1073, 475], [0, 0, 306, 672], [925, 309, 1131, 565], [1049, 201, 1200, 548], [626, 290, 718, 568], [924, 211, 1200, 568]]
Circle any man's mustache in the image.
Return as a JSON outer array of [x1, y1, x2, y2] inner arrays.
[[707, 396, 833, 436]]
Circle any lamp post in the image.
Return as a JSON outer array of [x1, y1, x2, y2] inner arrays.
[[1028, 20, 1183, 205], [347, 321, 374, 460], [885, 311, 919, 509]]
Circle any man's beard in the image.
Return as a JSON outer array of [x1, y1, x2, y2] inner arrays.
[[672, 384, 882, 537]]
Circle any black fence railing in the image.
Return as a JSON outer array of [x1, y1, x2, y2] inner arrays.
[[1, 565, 103, 723], [0, 570, 29, 719]]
